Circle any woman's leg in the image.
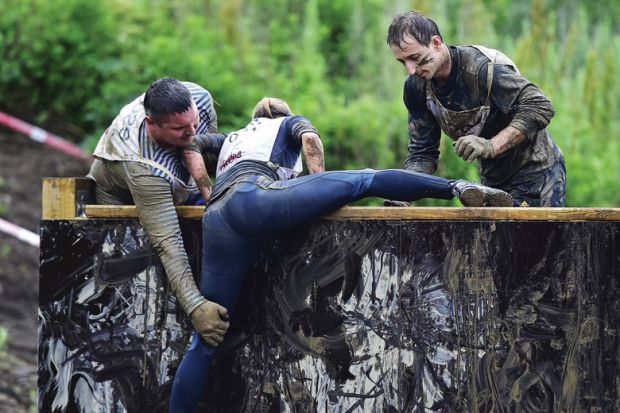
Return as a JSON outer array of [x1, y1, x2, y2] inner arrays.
[[170, 168, 508, 411], [228, 169, 454, 233], [220, 168, 511, 237], [169, 199, 259, 412]]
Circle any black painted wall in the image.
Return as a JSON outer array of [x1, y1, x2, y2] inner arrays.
[[39, 219, 620, 412]]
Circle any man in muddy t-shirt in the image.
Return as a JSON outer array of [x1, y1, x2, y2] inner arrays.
[[386, 11, 566, 207], [87, 77, 230, 347]]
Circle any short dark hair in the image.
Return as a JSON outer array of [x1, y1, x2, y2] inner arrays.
[[387, 11, 442, 48], [143, 77, 193, 124]]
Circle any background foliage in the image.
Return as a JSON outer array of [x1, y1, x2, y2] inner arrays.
[[1, 0, 618, 206]]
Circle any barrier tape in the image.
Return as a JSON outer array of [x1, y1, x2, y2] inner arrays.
[[0, 110, 92, 161], [0, 218, 39, 247]]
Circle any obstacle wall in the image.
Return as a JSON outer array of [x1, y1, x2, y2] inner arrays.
[[39, 179, 620, 412]]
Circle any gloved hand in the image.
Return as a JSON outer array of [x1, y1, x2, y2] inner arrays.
[[190, 300, 230, 347], [383, 199, 411, 207], [454, 135, 495, 162]]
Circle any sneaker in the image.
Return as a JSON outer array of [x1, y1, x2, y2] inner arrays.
[[452, 180, 513, 207]]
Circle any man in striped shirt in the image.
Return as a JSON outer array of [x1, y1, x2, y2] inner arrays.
[[88, 77, 229, 346]]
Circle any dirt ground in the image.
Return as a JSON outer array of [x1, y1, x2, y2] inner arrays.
[[0, 132, 90, 412]]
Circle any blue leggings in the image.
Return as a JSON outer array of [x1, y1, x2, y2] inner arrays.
[[169, 169, 454, 412]]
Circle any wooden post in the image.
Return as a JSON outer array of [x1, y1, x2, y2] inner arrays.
[[42, 177, 94, 220]]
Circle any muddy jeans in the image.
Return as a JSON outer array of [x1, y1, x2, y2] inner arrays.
[[483, 154, 566, 207]]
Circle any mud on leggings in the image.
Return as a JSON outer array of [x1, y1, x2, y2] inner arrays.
[[169, 169, 453, 412]]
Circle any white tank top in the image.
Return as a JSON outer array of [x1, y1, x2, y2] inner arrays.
[[216, 117, 303, 180]]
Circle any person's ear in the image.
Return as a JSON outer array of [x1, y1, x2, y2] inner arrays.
[[431, 35, 443, 49], [145, 116, 156, 126]]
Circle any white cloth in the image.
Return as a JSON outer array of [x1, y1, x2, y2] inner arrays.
[[216, 117, 303, 181]]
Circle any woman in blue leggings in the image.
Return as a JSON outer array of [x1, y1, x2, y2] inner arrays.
[[169, 97, 511, 412]]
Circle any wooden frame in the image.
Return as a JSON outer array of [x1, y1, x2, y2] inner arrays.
[[43, 178, 620, 221], [42, 177, 94, 220]]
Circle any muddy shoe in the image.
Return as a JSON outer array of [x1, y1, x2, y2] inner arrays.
[[452, 180, 513, 207]]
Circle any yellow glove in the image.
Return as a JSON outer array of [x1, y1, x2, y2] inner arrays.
[[454, 135, 495, 162], [190, 300, 230, 347]]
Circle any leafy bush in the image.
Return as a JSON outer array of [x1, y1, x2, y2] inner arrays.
[[0, 0, 618, 206], [0, 0, 118, 136]]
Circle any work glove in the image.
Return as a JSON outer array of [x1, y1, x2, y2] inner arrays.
[[454, 135, 495, 162], [190, 300, 230, 347], [383, 200, 411, 207]]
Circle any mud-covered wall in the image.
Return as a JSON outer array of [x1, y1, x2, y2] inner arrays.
[[39, 219, 620, 412]]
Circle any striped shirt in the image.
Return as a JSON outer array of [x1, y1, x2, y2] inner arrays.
[[93, 81, 217, 189]]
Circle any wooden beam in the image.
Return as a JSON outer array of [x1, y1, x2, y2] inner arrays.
[[42, 178, 94, 220], [327, 206, 620, 221], [84, 205, 204, 219], [40, 177, 617, 222], [83, 205, 620, 222]]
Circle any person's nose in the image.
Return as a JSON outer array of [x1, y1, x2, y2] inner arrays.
[[186, 124, 196, 136], [405, 60, 418, 76]]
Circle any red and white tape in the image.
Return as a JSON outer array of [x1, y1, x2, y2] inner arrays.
[[0, 218, 39, 247], [0, 110, 92, 161]]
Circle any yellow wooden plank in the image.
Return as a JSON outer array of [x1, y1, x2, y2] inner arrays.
[[84, 205, 203, 219], [42, 178, 93, 219], [326, 206, 620, 221], [83, 204, 620, 221]]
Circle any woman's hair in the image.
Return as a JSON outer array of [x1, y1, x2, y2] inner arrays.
[[252, 97, 293, 119]]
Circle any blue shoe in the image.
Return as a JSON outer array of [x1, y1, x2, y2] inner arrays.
[[452, 180, 513, 207]]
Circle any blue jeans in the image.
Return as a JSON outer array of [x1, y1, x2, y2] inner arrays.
[[169, 169, 454, 412]]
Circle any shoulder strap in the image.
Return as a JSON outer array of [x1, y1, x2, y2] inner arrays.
[[470, 45, 518, 106]]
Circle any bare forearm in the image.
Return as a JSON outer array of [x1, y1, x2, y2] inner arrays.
[[302, 132, 325, 173], [490, 125, 526, 157], [183, 150, 213, 202]]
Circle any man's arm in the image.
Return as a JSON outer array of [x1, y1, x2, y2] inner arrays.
[[403, 79, 441, 175], [123, 161, 229, 345], [383, 81, 440, 207], [489, 125, 526, 156], [455, 64, 555, 161], [301, 132, 325, 174], [183, 133, 227, 203], [488, 65, 554, 156], [184, 83, 219, 200], [183, 151, 213, 202], [406, 110, 442, 174]]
